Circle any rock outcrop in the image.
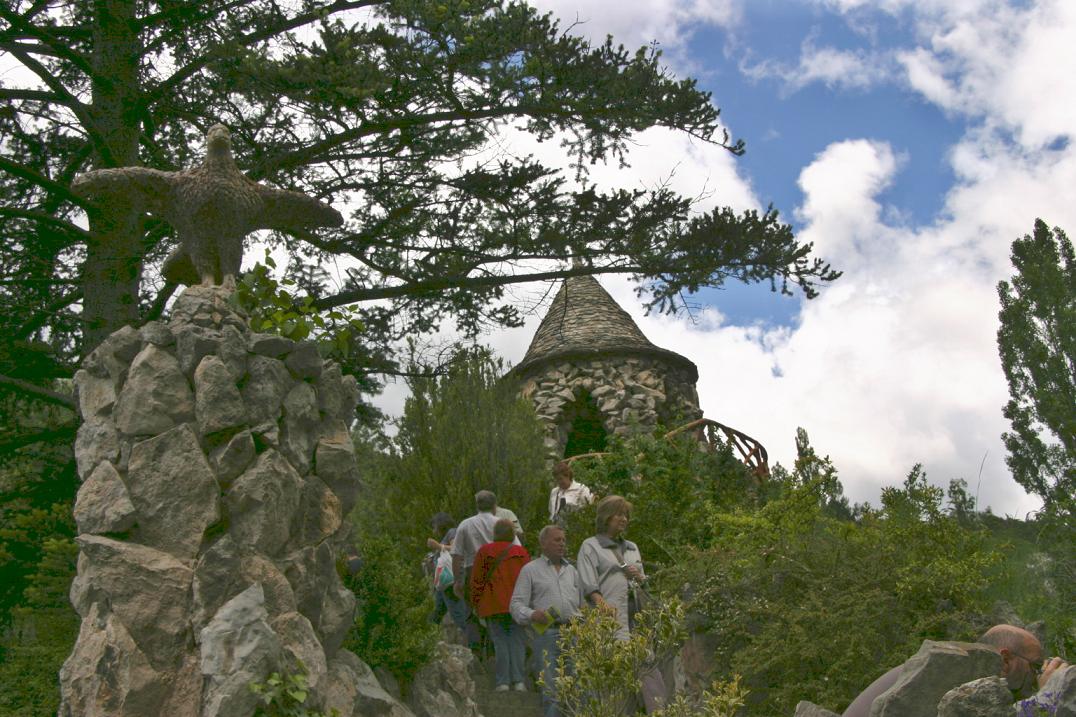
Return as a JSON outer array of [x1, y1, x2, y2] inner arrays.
[[936, 676, 1012, 717], [59, 286, 393, 716], [868, 640, 1002, 717], [794, 701, 840, 717]]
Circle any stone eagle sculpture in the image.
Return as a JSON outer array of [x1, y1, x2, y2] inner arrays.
[[72, 124, 344, 289]]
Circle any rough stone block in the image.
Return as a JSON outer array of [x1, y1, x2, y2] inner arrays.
[[126, 423, 220, 560], [322, 650, 416, 717], [175, 326, 221, 378], [249, 333, 295, 357], [69, 536, 193, 671], [199, 584, 284, 717], [73, 461, 136, 534], [58, 603, 178, 717], [283, 542, 355, 658], [139, 320, 174, 347], [870, 640, 1003, 717], [293, 475, 343, 546], [795, 701, 840, 717], [114, 344, 194, 436], [316, 362, 345, 419], [285, 340, 322, 380], [313, 424, 360, 515], [74, 368, 118, 419], [280, 382, 319, 474], [75, 419, 121, 478], [208, 429, 255, 486], [193, 355, 247, 436], [242, 355, 291, 425], [226, 449, 302, 556], [273, 611, 328, 690], [937, 677, 1013, 717], [191, 535, 297, 635], [217, 324, 247, 382]]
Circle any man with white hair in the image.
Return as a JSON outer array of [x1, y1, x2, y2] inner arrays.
[[511, 524, 584, 717]]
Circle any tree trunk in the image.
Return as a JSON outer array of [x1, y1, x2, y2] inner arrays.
[[81, 0, 144, 353]]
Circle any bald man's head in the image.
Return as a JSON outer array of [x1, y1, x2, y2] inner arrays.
[[980, 624, 1044, 697]]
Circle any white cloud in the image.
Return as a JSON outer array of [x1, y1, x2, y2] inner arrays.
[[528, 0, 741, 52], [375, 1, 1076, 517], [743, 38, 893, 94]]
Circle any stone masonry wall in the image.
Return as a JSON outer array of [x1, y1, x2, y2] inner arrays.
[[518, 354, 702, 456], [59, 286, 384, 717]]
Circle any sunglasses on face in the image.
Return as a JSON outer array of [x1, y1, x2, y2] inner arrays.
[[1009, 649, 1046, 673]]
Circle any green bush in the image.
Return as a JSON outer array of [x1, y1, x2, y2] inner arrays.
[[251, 667, 340, 717], [668, 464, 1003, 716], [552, 600, 746, 717], [341, 346, 552, 685], [340, 532, 439, 686], [567, 431, 756, 562]]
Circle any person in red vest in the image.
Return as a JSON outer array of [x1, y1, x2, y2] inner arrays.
[[470, 518, 531, 691]]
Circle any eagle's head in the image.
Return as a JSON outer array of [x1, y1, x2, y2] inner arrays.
[[206, 124, 232, 155]]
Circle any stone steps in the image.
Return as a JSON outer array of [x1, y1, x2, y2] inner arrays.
[[472, 656, 544, 717]]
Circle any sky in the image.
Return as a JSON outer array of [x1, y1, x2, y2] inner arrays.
[[4, 1, 1069, 516], [377, 0, 1076, 517]]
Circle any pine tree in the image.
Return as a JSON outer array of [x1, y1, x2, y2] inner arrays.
[[996, 219, 1075, 517]]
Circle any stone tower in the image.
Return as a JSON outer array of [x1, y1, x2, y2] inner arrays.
[[510, 275, 702, 458]]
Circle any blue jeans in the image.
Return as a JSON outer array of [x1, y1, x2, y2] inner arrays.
[[487, 613, 526, 687], [432, 588, 478, 646], [532, 626, 563, 717]]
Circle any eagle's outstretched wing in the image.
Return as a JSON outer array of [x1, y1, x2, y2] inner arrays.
[[71, 167, 177, 216], [253, 184, 343, 232]]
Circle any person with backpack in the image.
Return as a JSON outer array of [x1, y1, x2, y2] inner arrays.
[[469, 518, 531, 691], [426, 512, 474, 646]]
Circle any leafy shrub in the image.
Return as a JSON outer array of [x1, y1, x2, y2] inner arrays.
[[668, 464, 1003, 716], [251, 667, 339, 717], [551, 600, 746, 717], [340, 532, 439, 686], [387, 346, 550, 550], [567, 431, 756, 562], [341, 346, 551, 685]]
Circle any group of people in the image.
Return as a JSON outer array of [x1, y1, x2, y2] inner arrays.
[[424, 463, 1071, 717], [425, 462, 664, 717]]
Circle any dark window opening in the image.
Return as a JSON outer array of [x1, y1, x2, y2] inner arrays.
[[563, 390, 608, 457]]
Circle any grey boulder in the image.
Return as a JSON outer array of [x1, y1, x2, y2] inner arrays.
[[199, 584, 284, 717], [869, 640, 1002, 717], [191, 535, 297, 635], [936, 676, 1012, 717], [193, 354, 247, 436], [126, 423, 220, 559], [69, 536, 193, 671], [408, 642, 481, 717], [208, 429, 256, 485], [285, 341, 323, 380], [242, 355, 292, 425], [226, 449, 302, 556], [73, 460, 136, 534], [794, 701, 840, 717], [315, 422, 360, 515], [322, 650, 416, 717], [114, 344, 194, 435], [74, 418, 121, 477], [280, 381, 320, 474]]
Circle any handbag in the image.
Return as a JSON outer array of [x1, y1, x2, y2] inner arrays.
[[606, 542, 653, 625], [433, 549, 454, 592]]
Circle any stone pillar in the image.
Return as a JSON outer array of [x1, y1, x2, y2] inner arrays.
[[59, 286, 372, 716]]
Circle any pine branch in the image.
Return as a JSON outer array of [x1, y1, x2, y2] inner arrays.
[[0, 373, 76, 409], [0, 421, 79, 452]]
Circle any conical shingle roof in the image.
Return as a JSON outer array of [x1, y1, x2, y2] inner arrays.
[[511, 275, 697, 380]]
